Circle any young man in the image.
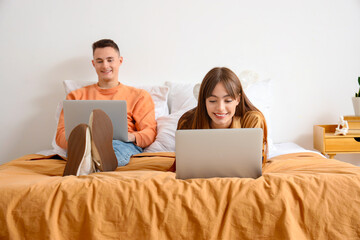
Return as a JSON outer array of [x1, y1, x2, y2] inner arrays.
[[56, 39, 157, 176]]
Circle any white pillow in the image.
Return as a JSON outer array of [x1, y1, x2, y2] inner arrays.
[[63, 79, 92, 95], [144, 110, 186, 152], [137, 85, 170, 119], [165, 81, 198, 114]]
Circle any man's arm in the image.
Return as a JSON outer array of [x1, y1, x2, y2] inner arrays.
[[55, 93, 77, 150], [130, 91, 157, 148], [55, 109, 68, 150]]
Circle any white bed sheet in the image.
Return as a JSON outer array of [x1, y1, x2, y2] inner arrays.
[[268, 142, 324, 159]]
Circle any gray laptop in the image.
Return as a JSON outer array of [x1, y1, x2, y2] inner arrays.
[[63, 100, 129, 142], [175, 128, 263, 179]]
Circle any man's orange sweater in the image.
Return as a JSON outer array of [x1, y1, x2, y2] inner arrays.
[[56, 83, 157, 149]]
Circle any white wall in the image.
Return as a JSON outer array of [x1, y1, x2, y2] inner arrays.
[[1, 0, 360, 164]]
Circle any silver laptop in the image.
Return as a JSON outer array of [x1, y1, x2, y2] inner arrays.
[[63, 100, 129, 142], [175, 128, 263, 179]]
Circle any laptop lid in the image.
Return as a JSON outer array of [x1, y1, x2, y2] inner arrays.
[[175, 128, 263, 179], [63, 100, 129, 142]]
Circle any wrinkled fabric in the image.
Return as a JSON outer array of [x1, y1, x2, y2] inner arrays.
[[1, 152, 360, 239]]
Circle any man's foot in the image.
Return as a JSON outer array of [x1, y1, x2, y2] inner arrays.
[[63, 124, 95, 176], [89, 109, 118, 171]]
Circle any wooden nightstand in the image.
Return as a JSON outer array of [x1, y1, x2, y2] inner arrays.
[[313, 125, 360, 159]]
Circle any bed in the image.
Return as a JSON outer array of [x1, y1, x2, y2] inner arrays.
[[1, 79, 360, 239], [1, 150, 360, 239]]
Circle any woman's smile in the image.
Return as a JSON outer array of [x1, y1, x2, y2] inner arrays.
[[206, 82, 240, 129]]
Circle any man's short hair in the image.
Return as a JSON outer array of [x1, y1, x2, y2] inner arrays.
[[92, 39, 120, 56]]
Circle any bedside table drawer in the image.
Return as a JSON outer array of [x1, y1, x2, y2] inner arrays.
[[325, 137, 360, 152]]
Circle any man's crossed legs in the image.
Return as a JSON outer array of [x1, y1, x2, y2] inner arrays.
[[63, 109, 142, 176]]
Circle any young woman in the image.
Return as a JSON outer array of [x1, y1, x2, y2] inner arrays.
[[175, 67, 268, 168]]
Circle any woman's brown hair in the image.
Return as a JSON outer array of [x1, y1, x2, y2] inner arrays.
[[192, 67, 261, 129]]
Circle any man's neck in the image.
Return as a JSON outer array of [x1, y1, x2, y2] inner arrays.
[[97, 80, 120, 89]]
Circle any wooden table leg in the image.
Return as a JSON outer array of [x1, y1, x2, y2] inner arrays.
[[328, 154, 336, 159]]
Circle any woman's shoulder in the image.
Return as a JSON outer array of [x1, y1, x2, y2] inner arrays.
[[241, 110, 266, 128]]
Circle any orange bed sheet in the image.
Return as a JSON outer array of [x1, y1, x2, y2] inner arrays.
[[1, 152, 360, 239]]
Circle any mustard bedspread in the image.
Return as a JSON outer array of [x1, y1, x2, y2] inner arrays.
[[1, 152, 360, 239]]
